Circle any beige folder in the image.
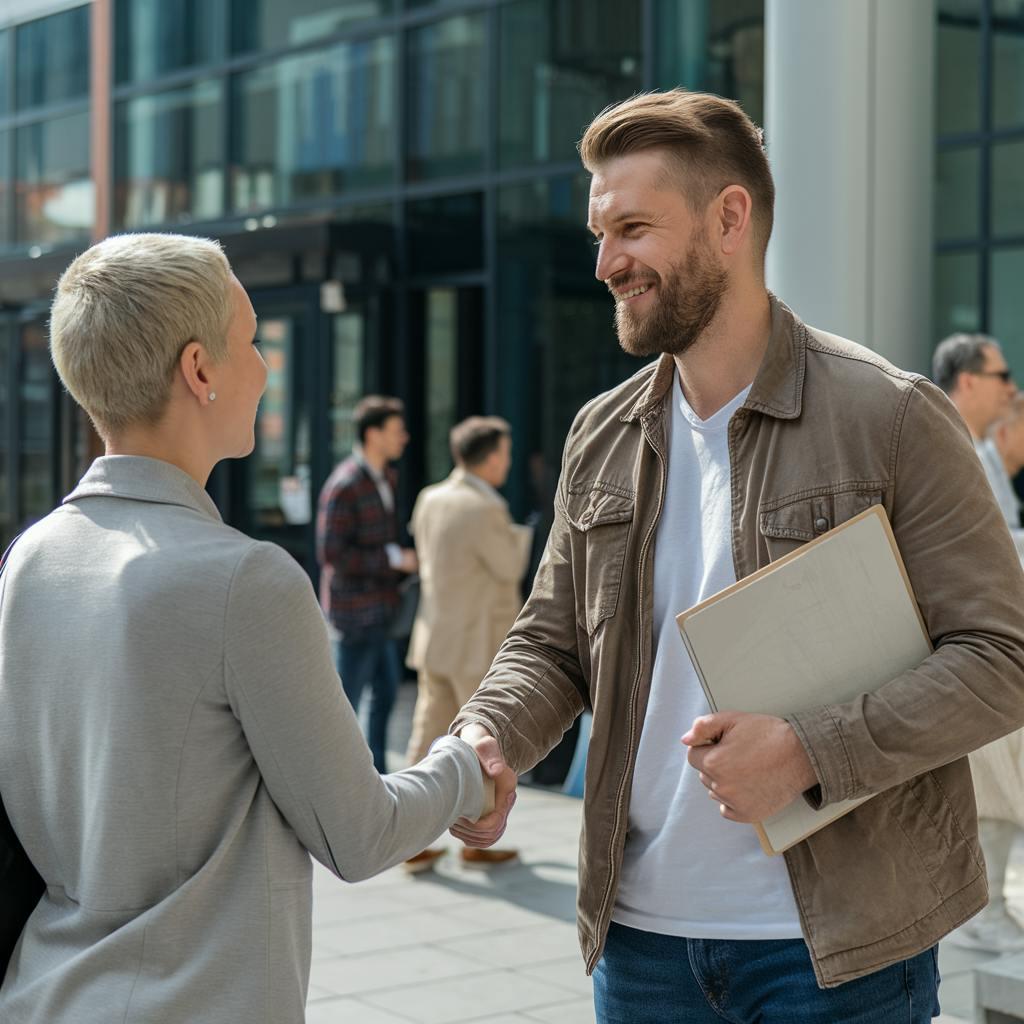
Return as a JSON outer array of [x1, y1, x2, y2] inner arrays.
[[675, 505, 932, 856]]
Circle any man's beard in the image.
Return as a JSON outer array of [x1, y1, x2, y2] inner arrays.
[[612, 234, 728, 358]]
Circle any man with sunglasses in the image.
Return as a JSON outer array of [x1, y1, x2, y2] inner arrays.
[[934, 333, 1024, 955]]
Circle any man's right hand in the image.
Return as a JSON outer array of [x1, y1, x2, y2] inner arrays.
[[451, 723, 517, 848], [398, 548, 418, 574]]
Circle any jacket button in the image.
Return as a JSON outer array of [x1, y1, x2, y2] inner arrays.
[[814, 516, 829, 533]]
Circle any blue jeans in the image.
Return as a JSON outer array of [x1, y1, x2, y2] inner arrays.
[[335, 634, 400, 773], [594, 922, 940, 1023]]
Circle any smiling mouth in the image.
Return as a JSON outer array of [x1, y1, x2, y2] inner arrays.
[[615, 283, 654, 301]]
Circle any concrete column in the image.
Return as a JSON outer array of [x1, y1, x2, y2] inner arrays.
[[764, 0, 935, 373]]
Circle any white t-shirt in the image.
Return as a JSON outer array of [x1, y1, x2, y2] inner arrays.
[[612, 374, 802, 939]]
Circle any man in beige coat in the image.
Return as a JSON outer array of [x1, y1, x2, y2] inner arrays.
[[404, 417, 533, 871]]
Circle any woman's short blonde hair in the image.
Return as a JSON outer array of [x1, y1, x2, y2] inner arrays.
[[50, 232, 234, 436]]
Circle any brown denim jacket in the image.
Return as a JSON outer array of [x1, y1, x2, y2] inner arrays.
[[453, 295, 1024, 988]]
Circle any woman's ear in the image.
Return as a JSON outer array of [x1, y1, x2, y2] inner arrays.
[[179, 341, 215, 406]]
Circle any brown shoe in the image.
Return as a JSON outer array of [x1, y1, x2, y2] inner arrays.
[[459, 847, 519, 868], [403, 848, 447, 874]]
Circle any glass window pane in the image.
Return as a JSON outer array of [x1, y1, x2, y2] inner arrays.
[[992, 248, 1024, 367], [407, 192, 482, 274], [231, 0, 393, 55], [15, 112, 94, 246], [18, 320, 53, 529], [406, 15, 485, 181], [331, 312, 364, 464], [499, 0, 642, 169], [232, 37, 396, 211], [936, 146, 980, 242], [993, 139, 1024, 238], [424, 288, 458, 484], [0, 30, 9, 115], [937, 2, 981, 136], [115, 0, 224, 85], [994, 2, 1024, 130], [933, 251, 980, 341], [115, 81, 224, 229], [15, 5, 90, 110], [0, 131, 10, 245], [0, 322, 9, 545]]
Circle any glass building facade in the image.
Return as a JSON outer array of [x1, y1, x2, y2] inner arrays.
[[0, 0, 765, 564]]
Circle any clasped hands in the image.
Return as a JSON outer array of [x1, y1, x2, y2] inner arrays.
[[683, 711, 818, 823], [451, 723, 518, 847]]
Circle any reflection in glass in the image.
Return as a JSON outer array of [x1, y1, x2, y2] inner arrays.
[[331, 313, 364, 464], [115, 81, 224, 229], [933, 251, 980, 342], [116, 0, 223, 85], [407, 193, 483, 274], [15, 113, 94, 246], [499, 0, 642, 168], [232, 37, 396, 211], [406, 15, 485, 180], [18, 321, 53, 528], [0, 30, 9, 114], [15, 5, 90, 110], [497, 175, 634, 519], [992, 139, 1024, 237], [937, 2, 981, 136], [0, 324, 9, 545], [0, 131, 10, 245], [992, 248, 1024, 365], [936, 146, 980, 242], [994, 2, 1024, 130], [232, 0, 392, 55], [424, 289, 458, 485]]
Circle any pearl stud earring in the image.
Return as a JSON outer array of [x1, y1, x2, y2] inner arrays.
[[209, 392, 217, 402]]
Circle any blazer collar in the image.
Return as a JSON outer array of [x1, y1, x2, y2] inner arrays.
[[64, 456, 222, 522], [622, 292, 807, 424]]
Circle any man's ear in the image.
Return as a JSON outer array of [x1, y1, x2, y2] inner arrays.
[[717, 185, 753, 257]]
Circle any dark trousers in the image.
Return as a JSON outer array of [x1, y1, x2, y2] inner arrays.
[[335, 634, 401, 773], [594, 921, 940, 1023]]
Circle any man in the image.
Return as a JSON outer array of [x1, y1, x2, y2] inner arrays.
[[316, 395, 417, 773], [450, 90, 1024, 1021], [935, 342, 1024, 953], [403, 417, 533, 872]]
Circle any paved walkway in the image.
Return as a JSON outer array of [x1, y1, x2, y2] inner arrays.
[[306, 680, 1018, 1022]]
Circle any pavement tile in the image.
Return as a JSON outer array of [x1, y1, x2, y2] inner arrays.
[[363, 969, 574, 1023], [438, 922, 579, 970], [516, 958, 592, 998], [309, 945, 482, 998], [316, 908, 496, 957], [305, 997, 417, 1023], [522, 997, 595, 1023]]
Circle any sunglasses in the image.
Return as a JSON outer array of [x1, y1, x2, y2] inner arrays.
[[975, 369, 1013, 383]]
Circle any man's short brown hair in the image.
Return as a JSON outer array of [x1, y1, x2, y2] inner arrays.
[[449, 416, 511, 468], [354, 395, 404, 443], [579, 89, 775, 259]]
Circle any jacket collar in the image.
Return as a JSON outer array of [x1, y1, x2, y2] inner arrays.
[[64, 455, 222, 522], [622, 292, 807, 424], [451, 466, 506, 507]]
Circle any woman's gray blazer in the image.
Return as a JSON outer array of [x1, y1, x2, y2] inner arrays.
[[0, 456, 487, 1023]]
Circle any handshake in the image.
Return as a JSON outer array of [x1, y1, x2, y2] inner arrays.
[[453, 723, 518, 847]]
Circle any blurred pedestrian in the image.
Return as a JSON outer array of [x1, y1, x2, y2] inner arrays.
[[403, 417, 532, 872], [0, 233, 502, 1023], [316, 396, 417, 772]]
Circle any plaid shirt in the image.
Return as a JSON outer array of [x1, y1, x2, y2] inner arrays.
[[315, 456, 401, 639]]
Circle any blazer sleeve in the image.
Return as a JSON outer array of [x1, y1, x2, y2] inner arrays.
[[223, 542, 485, 881]]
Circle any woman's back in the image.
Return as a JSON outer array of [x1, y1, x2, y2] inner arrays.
[[0, 456, 486, 1023]]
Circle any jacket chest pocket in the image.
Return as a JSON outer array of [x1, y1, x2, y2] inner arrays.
[[564, 482, 635, 634], [759, 486, 884, 562]]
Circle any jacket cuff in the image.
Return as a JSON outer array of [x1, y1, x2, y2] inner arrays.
[[785, 704, 856, 808]]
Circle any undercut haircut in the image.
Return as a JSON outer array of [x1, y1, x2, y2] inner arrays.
[[932, 333, 1000, 395], [50, 233, 233, 437], [579, 89, 775, 261], [449, 416, 511, 468], [354, 395, 405, 443]]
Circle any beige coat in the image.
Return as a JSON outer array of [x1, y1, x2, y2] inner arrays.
[[407, 469, 532, 681]]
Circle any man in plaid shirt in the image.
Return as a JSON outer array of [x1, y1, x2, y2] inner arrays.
[[316, 395, 417, 772]]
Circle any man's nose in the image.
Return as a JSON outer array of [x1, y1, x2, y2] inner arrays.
[[594, 238, 628, 284]]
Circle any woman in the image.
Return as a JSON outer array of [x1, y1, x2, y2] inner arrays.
[[0, 233, 507, 1023]]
